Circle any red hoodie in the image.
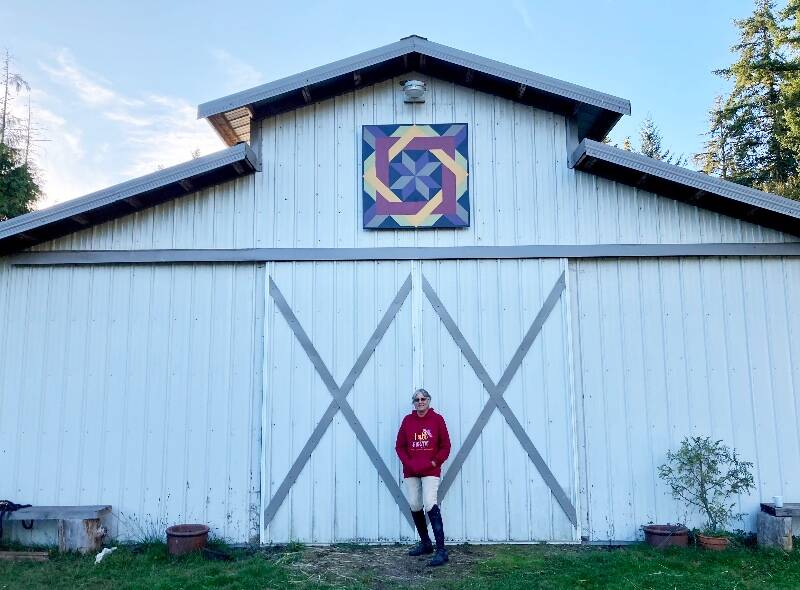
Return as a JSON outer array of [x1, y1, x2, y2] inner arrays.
[[395, 408, 451, 478]]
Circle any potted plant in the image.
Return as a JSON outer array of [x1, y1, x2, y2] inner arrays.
[[657, 436, 755, 550], [641, 523, 690, 548]]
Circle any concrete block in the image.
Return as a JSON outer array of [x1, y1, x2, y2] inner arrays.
[[757, 511, 793, 551]]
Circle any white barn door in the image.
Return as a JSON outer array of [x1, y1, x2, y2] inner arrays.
[[262, 261, 417, 543], [418, 259, 578, 542], [261, 259, 578, 543]]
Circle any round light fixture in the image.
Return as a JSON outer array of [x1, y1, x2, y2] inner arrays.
[[401, 79, 427, 103]]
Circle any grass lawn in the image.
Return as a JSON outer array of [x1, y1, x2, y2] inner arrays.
[[0, 541, 798, 589]]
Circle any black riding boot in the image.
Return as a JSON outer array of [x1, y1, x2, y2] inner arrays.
[[408, 510, 433, 556], [427, 504, 448, 566]]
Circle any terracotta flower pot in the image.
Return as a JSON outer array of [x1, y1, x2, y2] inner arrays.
[[697, 533, 729, 551], [166, 524, 209, 556], [642, 524, 689, 548]]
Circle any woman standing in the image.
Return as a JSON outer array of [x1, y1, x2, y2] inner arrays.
[[395, 388, 451, 567]]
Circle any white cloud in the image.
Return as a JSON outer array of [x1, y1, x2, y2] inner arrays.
[[511, 0, 535, 32], [33, 105, 105, 209], [2, 86, 92, 209], [32, 49, 223, 208], [211, 49, 266, 92], [40, 49, 142, 108], [102, 110, 154, 127], [120, 94, 222, 178]]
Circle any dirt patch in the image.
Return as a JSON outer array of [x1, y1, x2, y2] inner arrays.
[[285, 543, 494, 589]]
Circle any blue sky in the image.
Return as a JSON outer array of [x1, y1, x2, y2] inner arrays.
[[2, 0, 757, 208]]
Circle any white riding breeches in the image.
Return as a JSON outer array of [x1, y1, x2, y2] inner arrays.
[[403, 476, 440, 513]]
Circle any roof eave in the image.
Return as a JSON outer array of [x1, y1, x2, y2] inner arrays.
[[571, 139, 800, 237]]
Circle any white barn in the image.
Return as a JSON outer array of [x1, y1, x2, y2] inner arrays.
[[1, 36, 799, 545]]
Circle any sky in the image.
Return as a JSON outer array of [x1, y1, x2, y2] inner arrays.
[[1, 0, 761, 209]]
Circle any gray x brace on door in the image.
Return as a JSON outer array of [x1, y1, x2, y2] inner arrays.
[[422, 271, 577, 526], [263, 269, 576, 530], [264, 274, 415, 528]]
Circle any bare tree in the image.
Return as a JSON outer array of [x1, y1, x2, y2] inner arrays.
[[0, 49, 30, 148]]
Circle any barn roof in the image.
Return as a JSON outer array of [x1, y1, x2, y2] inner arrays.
[[0, 143, 259, 254], [198, 35, 631, 146], [571, 140, 800, 236]]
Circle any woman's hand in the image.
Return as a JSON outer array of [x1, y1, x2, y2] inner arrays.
[[431, 460, 437, 467]]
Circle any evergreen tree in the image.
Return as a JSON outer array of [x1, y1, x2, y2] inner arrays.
[[695, 97, 738, 178], [638, 116, 685, 164], [615, 117, 684, 162], [698, 0, 800, 198], [0, 143, 39, 220], [779, 0, 800, 160]]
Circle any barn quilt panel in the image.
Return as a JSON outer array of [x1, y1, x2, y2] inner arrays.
[[362, 124, 469, 229]]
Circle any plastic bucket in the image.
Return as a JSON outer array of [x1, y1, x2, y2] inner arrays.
[[166, 524, 209, 556]]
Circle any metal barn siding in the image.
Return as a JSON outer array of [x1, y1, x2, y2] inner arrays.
[[33, 76, 792, 254], [262, 259, 578, 543], [0, 262, 264, 543], [573, 257, 800, 541]]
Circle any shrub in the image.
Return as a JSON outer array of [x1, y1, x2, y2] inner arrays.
[[658, 436, 755, 533]]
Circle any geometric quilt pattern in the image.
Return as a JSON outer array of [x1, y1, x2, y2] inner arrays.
[[363, 124, 469, 228]]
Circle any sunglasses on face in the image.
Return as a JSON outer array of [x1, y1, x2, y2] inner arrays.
[[414, 398, 428, 403]]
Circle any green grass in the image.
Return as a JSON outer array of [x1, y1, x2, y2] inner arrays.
[[0, 543, 306, 590], [446, 544, 800, 590], [0, 542, 798, 589]]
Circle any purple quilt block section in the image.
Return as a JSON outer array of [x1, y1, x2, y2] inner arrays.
[[363, 124, 469, 229]]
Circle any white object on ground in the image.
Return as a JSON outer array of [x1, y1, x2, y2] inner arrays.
[[94, 547, 117, 564], [774, 495, 784, 508]]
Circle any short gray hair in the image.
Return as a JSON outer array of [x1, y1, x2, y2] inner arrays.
[[412, 388, 431, 402]]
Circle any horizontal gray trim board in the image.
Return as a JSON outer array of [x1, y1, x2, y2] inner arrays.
[[0, 143, 260, 255], [571, 139, 800, 237], [8, 243, 800, 265], [198, 35, 630, 145]]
